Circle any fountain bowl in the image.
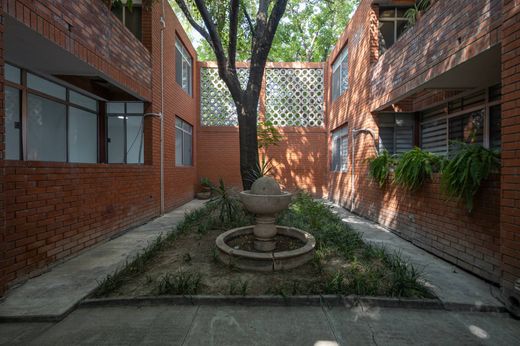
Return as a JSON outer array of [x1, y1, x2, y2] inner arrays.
[[239, 190, 293, 215]]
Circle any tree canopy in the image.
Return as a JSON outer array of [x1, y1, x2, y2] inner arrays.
[[172, 0, 359, 62]]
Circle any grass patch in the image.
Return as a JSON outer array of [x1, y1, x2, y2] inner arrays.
[[93, 192, 432, 299]]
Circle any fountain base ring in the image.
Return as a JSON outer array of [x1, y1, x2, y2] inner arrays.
[[215, 226, 316, 271]]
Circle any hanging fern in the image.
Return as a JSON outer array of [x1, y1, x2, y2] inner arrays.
[[367, 150, 398, 188], [440, 142, 500, 212], [394, 147, 443, 191]]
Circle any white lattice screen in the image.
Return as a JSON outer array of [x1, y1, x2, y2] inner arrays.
[[200, 66, 324, 127], [265, 68, 324, 127], [200, 68, 248, 126]]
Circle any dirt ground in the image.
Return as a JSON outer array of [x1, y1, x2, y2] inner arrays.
[[108, 229, 331, 296]]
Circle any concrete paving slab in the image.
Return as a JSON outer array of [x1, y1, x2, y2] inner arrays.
[[325, 306, 520, 346], [28, 306, 198, 346], [0, 322, 53, 345], [328, 203, 503, 309], [183, 305, 338, 346], [0, 200, 205, 320]]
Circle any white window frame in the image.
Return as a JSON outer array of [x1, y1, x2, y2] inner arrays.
[[176, 38, 193, 96], [378, 7, 410, 52], [175, 117, 193, 166], [332, 46, 348, 102], [331, 125, 348, 172]]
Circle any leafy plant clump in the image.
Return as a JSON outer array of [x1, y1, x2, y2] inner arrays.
[[393, 147, 443, 191], [404, 0, 431, 27], [440, 142, 500, 212], [367, 150, 398, 187], [155, 270, 202, 295]]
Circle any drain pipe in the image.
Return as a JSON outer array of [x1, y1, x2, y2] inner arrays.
[[159, 1, 166, 214], [351, 128, 378, 213]]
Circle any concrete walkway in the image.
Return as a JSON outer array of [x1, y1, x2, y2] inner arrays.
[[1, 304, 519, 345], [0, 200, 206, 321], [327, 202, 504, 310]]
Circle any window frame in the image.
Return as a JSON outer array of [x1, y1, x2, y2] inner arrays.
[[175, 116, 193, 167], [111, 0, 142, 40], [331, 125, 349, 172], [175, 37, 193, 96], [106, 102, 145, 164], [378, 113, 416, 155], [419, 86, 501, 155], [331, 45, 348, 102], [4, 63, 100, 163], [378, 6, 411, 53]]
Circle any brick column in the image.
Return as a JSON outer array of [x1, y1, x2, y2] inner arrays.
[[0, 1, 6, 296], [501, 0, 520, 316]]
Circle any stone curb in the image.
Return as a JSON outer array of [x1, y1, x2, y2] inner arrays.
[[79, 295, 507, 313]]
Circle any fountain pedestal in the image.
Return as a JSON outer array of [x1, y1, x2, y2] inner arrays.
[[253, 215, 277, 252]]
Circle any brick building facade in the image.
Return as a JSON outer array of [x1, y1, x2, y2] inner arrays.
[[0, 0, 519, 314]]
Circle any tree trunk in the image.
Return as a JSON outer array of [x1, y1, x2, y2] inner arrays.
[[236, 101, 259, 190]]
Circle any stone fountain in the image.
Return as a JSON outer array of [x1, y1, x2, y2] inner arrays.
[[215, 177, 315, 271]]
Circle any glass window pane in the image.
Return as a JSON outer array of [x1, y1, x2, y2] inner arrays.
[[379, 21, 395, 50], [176, 128, 183, 165], [124, 6, 142, 40], [27, 73, 66, 100], [126, 102, 144, 114], [396, 20, 408, 40], [27, 94, 66, 162], [5, 86, 21, 160], [490, 105, 501, 151], [5, 64, 21, 84], [340, 50, 348, 94], [379, 127, 395, 154], [107, 116, 126, 163], [379, 8, 395, 18], [448, 110, 485, 154], [176, 45, 183, 88], [68, 107, 97, 163], [111, 3, 123, 20], [107, 102, 125, 114], [176, 117, 183, 129], [183, 132, 192, 165], [69, 90, 97, 112], [340, 134, 348, 171], [126, 116, 144, 163], [183, 121, 192, 133], [396, 8, 409, 18], [332, 69, 340, 101]]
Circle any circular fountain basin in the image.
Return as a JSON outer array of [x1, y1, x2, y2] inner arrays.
[[239, 191, 293, 215], [215, 225, 316, 271]]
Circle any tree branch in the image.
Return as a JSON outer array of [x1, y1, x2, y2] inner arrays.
[[240, 0, 255, 35], [192, 0, 227, 64], [228, 0, 240, 69], [174, 0, 212, 44]]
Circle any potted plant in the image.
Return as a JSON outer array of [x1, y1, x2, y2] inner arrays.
[[196, 177, 213, 200]]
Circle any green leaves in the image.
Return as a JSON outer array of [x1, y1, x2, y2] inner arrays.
[[440, 142, 500, 212], [394, 147, 443, 191], [367, 150, 398, 187]]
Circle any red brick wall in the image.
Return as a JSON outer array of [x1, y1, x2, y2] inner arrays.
[[500, 0, 520, 299], [3, 0, 152, 99], [326, 0, 502, 282], [0, 0, 199, 295], [371, 0, 502, 111]]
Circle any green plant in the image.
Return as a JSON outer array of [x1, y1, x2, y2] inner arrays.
[[246, 120, 283, 184], [394, 147, 443, 191], [155, 271, 202, 295], [367, 150, 398, 187], [404, 0, 431, 27], [229, 279, 249, 296], [207, 179, 242, 224], [200, 177, 213, 190], [440, 142, 500, 212]]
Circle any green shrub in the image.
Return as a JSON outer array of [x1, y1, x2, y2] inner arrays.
[[207, 178, 243, 224], [155, 271, 202, 295], [441, 142, 500, 212], [367, 150, 397, 187], [394, 147, 443, 191]]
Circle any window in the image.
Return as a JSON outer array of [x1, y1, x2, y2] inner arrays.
[[332, 46, 348, 102], [4, 63, 99, 163], [111, 1, 142, 40], [331, 126, 348, 172], [176, 38, 193, 96], [175, 117, 193, 166], [378, 114, 415, 155], [420, 86, 501, 155], [378, 7, 410, 54], [107, 102, 145, 164]]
